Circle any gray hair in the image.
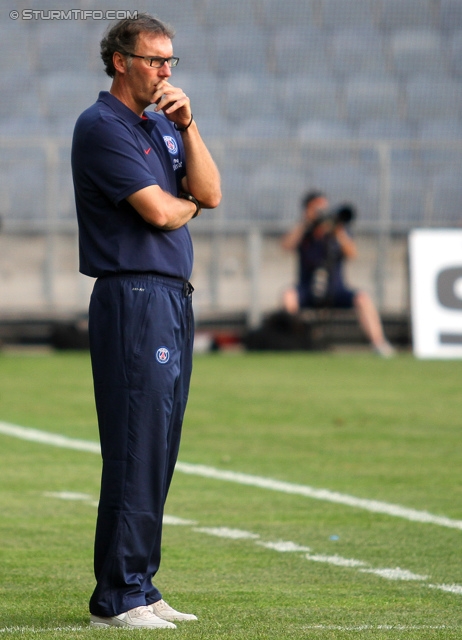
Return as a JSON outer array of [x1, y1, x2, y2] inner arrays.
[[100, 13, 175, 77]]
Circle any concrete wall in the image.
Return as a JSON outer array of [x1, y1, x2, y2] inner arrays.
[[0, 232, 409, 320]]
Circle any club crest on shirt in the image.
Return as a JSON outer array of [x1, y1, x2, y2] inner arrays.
[[163, 135, 178, 155], [156, 346, 170, 364]]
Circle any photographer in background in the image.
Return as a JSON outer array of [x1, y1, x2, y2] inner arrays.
[[281, 191, 395, 357]]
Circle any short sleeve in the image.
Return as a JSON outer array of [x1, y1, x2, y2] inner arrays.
[[77, 115, 158, 206]]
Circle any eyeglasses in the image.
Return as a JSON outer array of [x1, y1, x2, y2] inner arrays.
[[122, 52, 179, 68]]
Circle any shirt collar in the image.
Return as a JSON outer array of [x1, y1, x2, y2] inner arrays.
[[97, 91, 146, 127]]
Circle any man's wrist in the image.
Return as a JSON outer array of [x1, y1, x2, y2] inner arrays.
[[174, 114, 194, 132], [179, 192, 201, 218]]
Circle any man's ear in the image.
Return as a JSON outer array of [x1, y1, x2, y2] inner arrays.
[[113, 51, 128, 74]]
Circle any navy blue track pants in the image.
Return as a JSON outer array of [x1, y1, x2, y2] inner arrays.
[[87, 273, 194, 617]]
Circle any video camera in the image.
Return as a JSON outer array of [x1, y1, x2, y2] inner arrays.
[[314, 203, 356, 228]]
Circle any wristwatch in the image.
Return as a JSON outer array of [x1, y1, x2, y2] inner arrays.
[[179, 192, 201, 218]]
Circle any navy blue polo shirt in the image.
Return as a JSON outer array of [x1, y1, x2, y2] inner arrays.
[[71, 91, 193, 279]]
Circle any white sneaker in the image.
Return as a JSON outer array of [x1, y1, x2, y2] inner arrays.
[[90, 605, 177, 629], [149, 599, 198, 622]]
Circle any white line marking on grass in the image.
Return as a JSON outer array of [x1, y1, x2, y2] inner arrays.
[[163, 515, 198, 526], [429, 583, 462, 595], [0, 624, 454, 633], [3, 421, 462, 530], [306, 553, 368, 568], [194, 527, 260, 540], [257, 540, 311, 552], [43, 491, 98, 508], [0, 627, 88, 634], [0, 422, 100, 453], [360, 568, 428, 581], [190, 525, 432, 587], [43, 491, 196, 526], [42, 492, 197, 526], [303, 625, 454, 631], [43, 491, 93, 501], [42, 490, 462, 598], [190, 527, 459, 593], [177, 461, 462, 531]]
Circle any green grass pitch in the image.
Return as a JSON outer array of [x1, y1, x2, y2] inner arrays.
[[0, 350, 461, 639]]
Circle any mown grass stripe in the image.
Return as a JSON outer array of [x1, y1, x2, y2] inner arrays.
[[176, 461, 462, 530], [0, 625, 454, 633], [2, 420, 462, 531]]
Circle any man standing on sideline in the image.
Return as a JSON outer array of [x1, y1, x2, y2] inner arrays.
[[71, 14, 221, 629]]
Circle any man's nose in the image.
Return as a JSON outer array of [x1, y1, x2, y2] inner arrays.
[[159, 61, 172, 77]]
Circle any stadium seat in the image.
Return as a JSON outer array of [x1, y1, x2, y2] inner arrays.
[[419, 119, 462, 140], [5, 142, 75, 223], [36, 22, 96, 73], [298, 119, 354, 140], [223, 132, 302, 175], [259, 0, 317, 28], [223, 145, 264, 175], [170, 27, 212, 74], [83, 26, 110, 73], [168, 71, 222, 120], [297, 120, 355, 167], [0, 144, 46, 167], [357, 119, 414, 140], [221, 73, 277, 122], [0, 115, 51, 136], [272, 27, 331, 76], [233, 117, 289, 139], [29, 0, 85, 7], [431, 170, 462, 225], [53, 117, 81, 137], [41, 72, 109, 121], [210, 26, 269, 76], [3, 0, 462, 238], [389, 165, 430, 228], [200, 0, 259, 27], [450, 31, 462, 78], [191, 114, 231, 140], [219, 170, 255, 221], [417, 120, 462, 169], [4, 159, 47, 224], [330, 29, 388, 78], [152, 0, 200, 30], [281, 77, 340, 124], [378, 0, 437, 31], [2, 141, 75, 226], [0, 23, 33, 74], [344, 76, 401, 124], [320, 0, 377, 30], [247, 167, 308, 222], [84, 0, 149, 9], [390, 29, 448, 78], [56, 146, 76, 221], [440, 0, 462, 33], [0, 72, 41, 120], [405, 76, 462, 122], [301, 149, 357, 175], [356, 119, 415, 163], [309, 163, 380, 226]]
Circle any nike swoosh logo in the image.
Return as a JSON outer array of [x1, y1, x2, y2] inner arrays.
[[144, 147, 151, 155]]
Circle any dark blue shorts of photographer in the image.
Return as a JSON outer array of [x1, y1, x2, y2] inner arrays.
[[297, 283, 356, 309]]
